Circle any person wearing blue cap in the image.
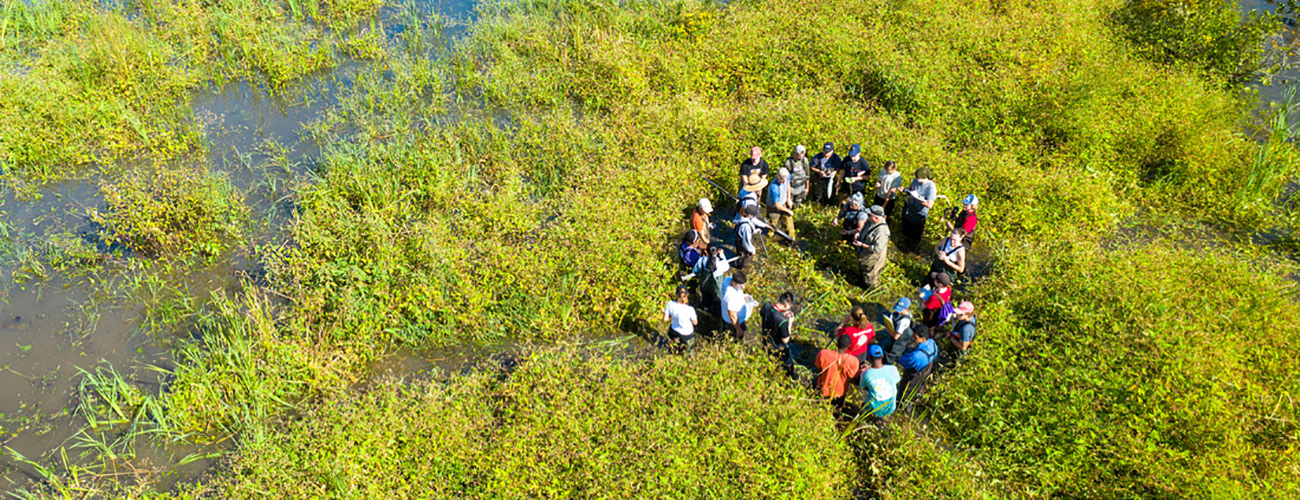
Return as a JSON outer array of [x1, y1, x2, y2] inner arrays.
[[877, 298, 914, 365], [946, 194, 979, 249], [860, 344, 901, 418], [840, 144, 871, 197], [809, 142, 841, 205]]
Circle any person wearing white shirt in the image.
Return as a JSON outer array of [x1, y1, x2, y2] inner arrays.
[[663, 285, 699, 351], [721, 271, 753, 342]]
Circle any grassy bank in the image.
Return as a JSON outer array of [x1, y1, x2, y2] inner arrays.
[[4, 0, 1299, 497]]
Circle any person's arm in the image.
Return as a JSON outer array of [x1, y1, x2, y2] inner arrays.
[[729, 308, 743, 336], [951, 249, 966, 273], [921, 184, 936, 209]]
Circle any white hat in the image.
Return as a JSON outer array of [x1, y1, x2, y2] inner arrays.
[[778, 167, 790, 178], [699, 198, 713, 213], [795, 144, 806, 153]]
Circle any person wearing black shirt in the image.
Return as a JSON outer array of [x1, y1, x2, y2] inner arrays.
[[809, 142, 841, 205], [840, 144, 871, 197], [738, 145, 771, 186], [760, 291, 797, 377]]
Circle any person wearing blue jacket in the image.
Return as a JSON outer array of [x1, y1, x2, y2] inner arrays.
[[897, 324, 937, 408]]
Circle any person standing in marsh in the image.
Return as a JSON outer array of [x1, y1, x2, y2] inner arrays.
[[766, 167, 795, 244], [834, 305, 876, 363], [948, 300, 977, 355], [898, 324, 937, 407], [738, 146, 770, 197], [946, 194, 979, 249], [840, 144, 871, 197], [860, 345, 901, 419], [853, 205, 890, 290], [834, 192, 869, 245], [691, 198, 714, 245], [760, 291, 797, 376], [785, 145, 810, 206], [921, 271, 954, 329], [878, 298, 914, 366], [899, 167, 937, 251], [929, 228, 967, 283], [662, 285, 699, 351], [809, 142, 841, 205], [734, 204, 766, 269], [874, 161, 903, 217], [815, 333, 861, 410], [721, 271, 754, 342]]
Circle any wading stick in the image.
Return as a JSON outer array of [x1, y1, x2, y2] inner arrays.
[[701, 176, 741, 202]]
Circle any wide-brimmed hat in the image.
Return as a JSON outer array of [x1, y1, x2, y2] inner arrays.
[[742, 173, 768, 192]]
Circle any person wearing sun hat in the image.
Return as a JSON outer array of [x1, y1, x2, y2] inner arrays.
[[834, 192, 869, 245], [809, 142, 841, 205], [860, 344, 902, 418], [691, 198, 715, 245], [738, 146, 770, 201], [877, 297, 914, 366], [946, 193, 979, 249], [948, 300, 977, 354]]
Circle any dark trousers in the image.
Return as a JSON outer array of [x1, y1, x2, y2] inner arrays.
[[724, 321, 748, 342], [873, 194, 897, 217], [899, 363, 934, 409], [735, 248, 754, 269], [668, 329, 697, 352], [901, 212, 927, 251]]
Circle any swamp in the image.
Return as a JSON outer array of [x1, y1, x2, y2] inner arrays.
[[0, 0, 1298, 497]]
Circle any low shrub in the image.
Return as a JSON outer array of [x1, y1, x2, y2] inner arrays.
[[94, 165, 247, 258]]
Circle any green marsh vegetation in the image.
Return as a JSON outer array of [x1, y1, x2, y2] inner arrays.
[[2, 0, 1299, 497]]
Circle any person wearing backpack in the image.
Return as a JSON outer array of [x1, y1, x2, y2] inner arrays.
[[860, 344, 901, 419], [785, 145, 811, 206], [833, 305, 876, 363], [948, 301, 977, 356], [766, 168, 795, 244], [897, 324, 937, 407], [921, 272, 954, 329], [878, 298, 914, 366], [834, 193, 869, 245], [678, 230, 707, 274], [734, 204, 767, 270], [721, 271, 755, 342], [690, 198, 715, 245], [928, 228, 967, 283], [945, 194, 978, 249]]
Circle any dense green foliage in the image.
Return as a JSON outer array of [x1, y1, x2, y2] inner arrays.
[[0, 0, 384, 190], [1115, 0, 1277, 84], [187, 346, 850, 498], [94, 165, 247, 258], [3, 0, 1299, 497]]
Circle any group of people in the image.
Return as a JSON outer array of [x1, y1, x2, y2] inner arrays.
[[663, 144, 984, 421]]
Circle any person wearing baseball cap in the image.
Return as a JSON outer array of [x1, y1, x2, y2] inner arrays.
[[860, 344, 901, 418], [948, 300, 977, 354], [662, 285, 699, 352], [840, 144, 871, 197], [785, 145, 810, 206], [878, 297, 914, 365], [809, 142, 841, 205], [945, 193, 979, 249], [691, 198, 715, 245], [852, 205, 891, 290]]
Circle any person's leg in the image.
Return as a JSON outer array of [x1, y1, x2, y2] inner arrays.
[[736, 249, 752, 269], [864, 254, 886, 290], [781, 213, 795, 243]]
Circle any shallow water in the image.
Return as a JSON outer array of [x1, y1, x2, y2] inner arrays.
[[0, 1, 479, 492]]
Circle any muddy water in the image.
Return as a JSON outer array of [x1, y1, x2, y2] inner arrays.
[[1, 2, 479, 491]]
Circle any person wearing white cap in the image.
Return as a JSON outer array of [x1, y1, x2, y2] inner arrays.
[[766, 167, 795, 243], [691, 198, 715, 245], [785, 145, 810, 206]]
